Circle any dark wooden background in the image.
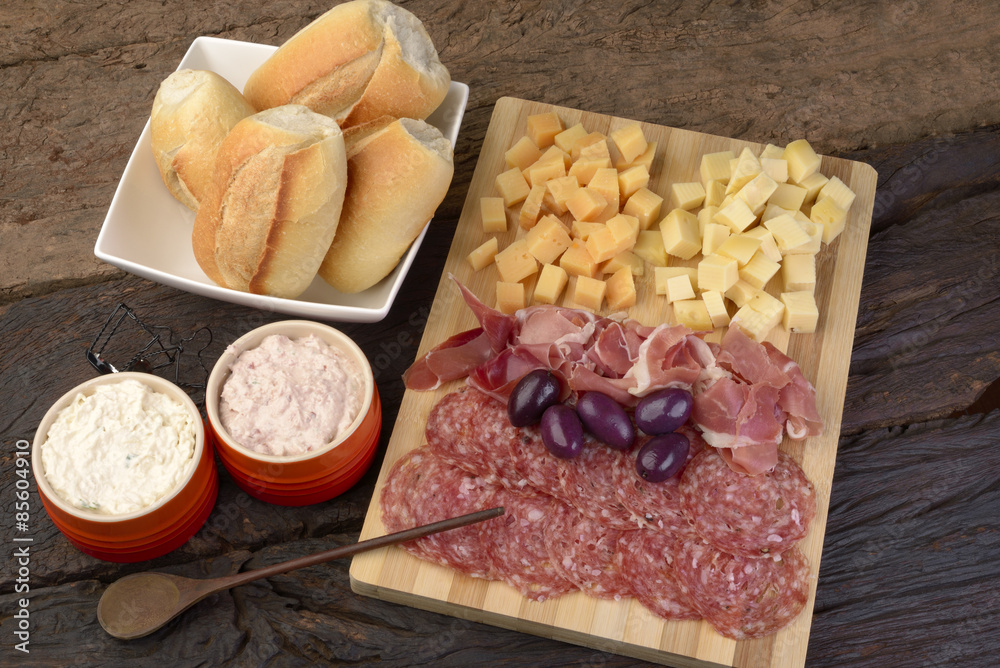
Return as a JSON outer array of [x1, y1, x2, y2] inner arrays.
[[2, 1, 998, 665]]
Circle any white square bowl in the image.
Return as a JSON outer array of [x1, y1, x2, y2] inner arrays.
[[94, 36, 469, 322]]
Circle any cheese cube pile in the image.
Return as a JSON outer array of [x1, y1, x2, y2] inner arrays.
[[657, 139, 856, 340], [472, 112, 855, 335]]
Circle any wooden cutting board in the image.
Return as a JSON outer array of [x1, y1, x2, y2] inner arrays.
[[351, 96, 877, 667]]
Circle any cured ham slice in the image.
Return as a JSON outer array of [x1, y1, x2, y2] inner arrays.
[[401, 328, 492, 391], [691, 327, 824, 475], [403, 279, 823, 477]]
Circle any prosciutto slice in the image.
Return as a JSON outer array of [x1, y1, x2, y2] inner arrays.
[[403, 279, 823, 476]]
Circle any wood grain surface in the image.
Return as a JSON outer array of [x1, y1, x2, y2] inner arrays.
[[350, 96, 877, 667], [1, 1, 999, 666]]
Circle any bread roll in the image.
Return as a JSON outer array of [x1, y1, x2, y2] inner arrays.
[[318, 117, 453, 293], [243, 0, 450, 128], [150, 69, 255, 210], [192, 105, 348, 299]]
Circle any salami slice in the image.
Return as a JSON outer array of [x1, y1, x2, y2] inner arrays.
[[379, 447, 436, 559], [614, 427, 705, 531], [545, 503, 632, 600], [483, 488, 575, 601], [383, 446, 500, 578], [558, 442, 641, 530], [616, 528, 700, 621], [674, 539, 811, 640], [425, 387, 527, 491], [679, 448, 816, 558]]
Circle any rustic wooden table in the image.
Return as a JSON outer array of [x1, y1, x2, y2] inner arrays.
[[2, 1, 998, 666]]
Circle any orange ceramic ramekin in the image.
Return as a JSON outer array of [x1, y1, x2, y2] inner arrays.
[[206, 320, 381, 506], [31, 373, 217, 563]]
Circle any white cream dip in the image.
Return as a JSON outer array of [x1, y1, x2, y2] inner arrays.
[[219, 334, 364, 456], [41, 379, 197, 515]]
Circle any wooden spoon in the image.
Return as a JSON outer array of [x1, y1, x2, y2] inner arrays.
[[97, 506, 505, 640]]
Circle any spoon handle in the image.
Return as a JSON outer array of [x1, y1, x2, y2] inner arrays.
[[206, 506, 505, 593]]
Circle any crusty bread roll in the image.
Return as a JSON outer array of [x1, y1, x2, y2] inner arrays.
[[243, 0, 450, 128], [192, 104, 348, 299], [318, 117, 453, 293], [150, 69, 255, 210]]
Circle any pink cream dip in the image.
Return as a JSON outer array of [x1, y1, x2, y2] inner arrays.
[[220, 334, 364, 456]]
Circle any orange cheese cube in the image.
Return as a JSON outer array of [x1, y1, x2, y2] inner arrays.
[[606, 213, 640, 248], [571, 132, 609, 161], [606, 267, 636, 311], [526, 214, 573, 264], [568, 157, 612, 185], [518, 184, 546, 230], [571, 220, 605, 241], [480, 196, 507, 233], [559, 240, 599, 278], [495, 168, 530, 207], [504, 136, 542, 171], [526, 157, 566, 188], [601, 250, 644, 277], [534, 263, 569, 305], [572, 275, 607, 312], [566, 187, 608, 222], [618, 165, 650, 201], [466, 237, 499, 271], [585, 226, 620, 264], [610, 124, 647, 164], [495, 238, 538, 283], [622, 187, 663, 230], [544, 175, 580, 215], [554, 123, 588, 153], [496, 281, 525, 315], [588, 167, 621, 221], [527, 112, 563, 149], [615, 141, 657, 172]]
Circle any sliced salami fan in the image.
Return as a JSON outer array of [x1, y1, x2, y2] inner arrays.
[[616, 529, 700, 620], [614, 427, 705, 531], [558, 443, 640, 530], [674, 539, 811, 640], [483, 488, 575, 601], [679, 448, 816, 558], [388, 447, 500, 578], [545, 503, 632, 600]]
